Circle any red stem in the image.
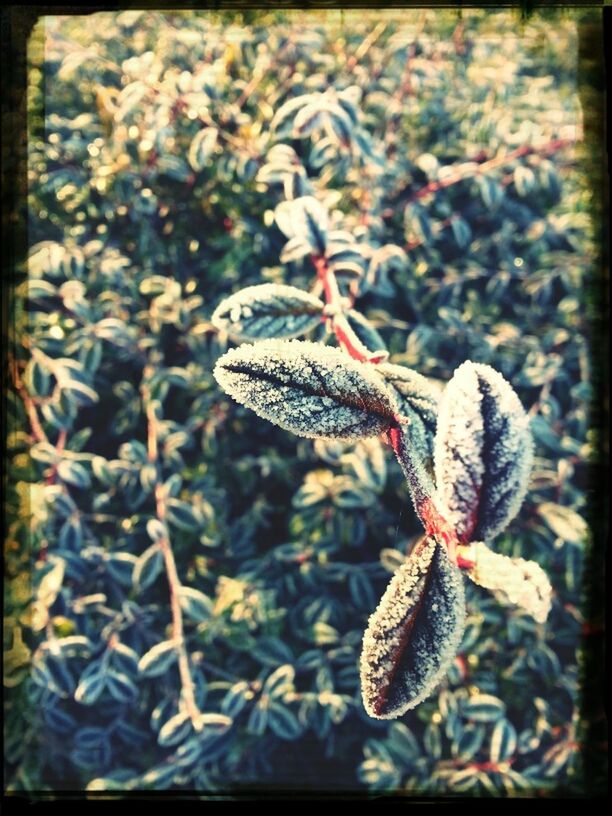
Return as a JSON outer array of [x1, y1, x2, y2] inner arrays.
[[312, 254, 375, 363], [388, 425, 474, 569], [312, 257, 473, 568], [383, 137, 576, 221]]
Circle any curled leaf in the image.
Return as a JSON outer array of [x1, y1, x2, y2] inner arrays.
[[458, 541, 552, 624], [360, 536, 465, 719], [433, 361, 533, 542], [211, 284, 324, 342], [213, 339, 398, 441]]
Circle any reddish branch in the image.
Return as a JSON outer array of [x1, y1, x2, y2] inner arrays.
[[383, 136, 576, 221], [45, 430, 67, 486], [312, 254, 386, 364], [311, 256, 474, 569], [142, 375, 202, 730], [9, 357, 49, 445], [388, 424, 475, 570]]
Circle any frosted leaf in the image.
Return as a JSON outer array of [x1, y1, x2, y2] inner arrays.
[[213, 339, 399, 441], [360, 537, 465, 719], [459, 541, 552, 624], [379, 363, 442, 461], [433, 361, 533, 542], [265, 143, 300, 165], [274, 196, 328, 253], [345, 310, 387, 358], [211, 284, 324, 342]]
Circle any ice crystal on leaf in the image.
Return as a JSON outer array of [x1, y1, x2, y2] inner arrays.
[[433, 361, 533, 543], [360, 537, 465, 719], [211, 284, 324, 342], [459, 541, 552, 624], [213, 339, 399, 441], [379, 363, 443, 460]]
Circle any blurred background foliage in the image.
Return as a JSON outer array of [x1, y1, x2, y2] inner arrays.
[[4, 7, 605, 797]]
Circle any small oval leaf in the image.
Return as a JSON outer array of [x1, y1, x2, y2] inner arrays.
[[490, 718, 518, 764], [459, 541, 552, 624], [178, 586, 213, 623], [214, 339, 398, 441], [434, 362, 533, 542], [138, 640, 178, 677], [134, 544, 164, 592], [360, 537, 465, 719], [211, 284, 324, 342], [462, 693, 506, 723]]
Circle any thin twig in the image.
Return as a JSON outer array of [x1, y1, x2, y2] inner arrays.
[[9, 357, 49, 445], [382, 136, 577, 220], [142, 374, 203, 731], [346, 21, 387, 70]]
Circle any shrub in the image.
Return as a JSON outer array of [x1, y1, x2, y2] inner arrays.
[[5, 9, 602, 796]]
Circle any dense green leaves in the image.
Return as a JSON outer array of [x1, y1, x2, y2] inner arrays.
[[7, 7, 594, 799]]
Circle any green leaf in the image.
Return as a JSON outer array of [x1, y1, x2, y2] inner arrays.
[[59, 516, 83, 550], [188, 126, 218, 171], [146, 519, 167, 543], [178, 586, 213, 623], [106, 670, 138, 702], [214, 339, 399, 441], [268, 703, 303, 740], [450, 217, 472, 249], [462, 693, 506, 723], [537, 502, 588, 544], [453, 724, 485, 760], [246, 701, 268, 736], [75, 671, 106, 705], [138, 640, 178, 677], [157, 712, 192, 747], [378, 363, 441, 451], [212, 284, 324, 342], [221, 681, 251, 718], [490, 718, 517, 763], [134, 543, 164, 591], [263, 664, 295, 698], [477, 175, 504, 210], [274, 196, 328, 252], [57, 460, 91, 489], [279, 235, 313, 265], [345, 310, 387, 357], [165, 499, 202, 532], [252, 637, 295, 666]]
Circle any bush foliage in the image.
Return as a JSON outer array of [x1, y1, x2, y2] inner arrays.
[[5, 9, 603, 796]]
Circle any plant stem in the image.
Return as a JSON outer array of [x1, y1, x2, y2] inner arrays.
[[141, 373, 203, 731], [388, 425, 475, 569], [382, 136, 577, 220], [311, 256, 472, 568], [312, 254, 386, 364], [9, 357, 49, 445]]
